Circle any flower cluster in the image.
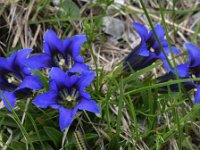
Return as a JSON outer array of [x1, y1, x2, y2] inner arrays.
[[158, 43, 200, 103], [0, 30, 100, 131], [0, 49, 43, 111], [1, 22, 200, 131], [124, 22, 200, 104]]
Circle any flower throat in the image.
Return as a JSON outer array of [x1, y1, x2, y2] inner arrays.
[[58, 88, 79, 109], [53, 53, 74, 71]]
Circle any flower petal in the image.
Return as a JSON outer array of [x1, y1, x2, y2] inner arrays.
[[59, 106, 78, 131], [171, 64, 189, 78], [77, 99, 100, 114], [133, 22, 148, 41], [65, 74, 79, 88], [32, 91, 57, 108], [184, 43, 200, 68], [161, 46, 180, 56], [49, 80, 58, 92], [124, 43, 150, 71], [43, 30, 63, 56], [70, 34, 86, 63], [195, 85, 200, 104], [79, 90, 91, 99], [0, 52, 17, 72], [61, 38, 71, 56], [25, 53, 52, 70], [149, 24, 165, 40], [162, 58, 171, 72], [15, 75, 43, 92], [139, 52, 158, 69], [152, 40, 168, 52], [50, 67, 78, 88], [138, 42, 149, 56], [77, 71, 95, 90], [69, 63, 90, 74], [0, 91, 16, 111], [50, 67, 67, 88], [172, 46, 180, 55], [157, 53, 171, 72], [15, 48, 32, 69]]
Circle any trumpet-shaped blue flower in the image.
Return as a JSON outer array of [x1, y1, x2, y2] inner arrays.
[[32, 67, 100, 131], [26, 30, 89, 73], [124, 23, 180, 72], [185, 43, 200, 75], [184, 43, 200, 103], [123, 42, 155, 72], [133, 23, 180, 56], [0, 49, 43, 111], [157, 64, 195, 92]]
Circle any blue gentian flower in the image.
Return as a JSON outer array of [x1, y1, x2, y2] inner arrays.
[[184, 43, 200, 75], [124, 23, 180, 72], [32, 67, 100, 131], [133, 22, 180, 56], [26, 30, 89, 73], [158, 64, 195, 92], [0, 49, 43, 111], [123, 42, 156, 72], [184, 43, 200, 103]]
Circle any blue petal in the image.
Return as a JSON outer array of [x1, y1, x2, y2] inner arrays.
[[59, 106, 78, 131], [195, 85, 200, 104], [65, 73, 79, 88], [77, 99, 100, 114], [152, 40, 168, 52], [133, 23, 148, 41], [69, 63, 90, 74], [0, 52, 17, 72], [171, 64, 189, 78], [172, 46, 180, 55], [32, 91, 57, 108], [138, 41, 149, 56], [0, 91, 16, 111], [142, 52, 158, 64], [162, 46, 180, 56], [184, 43, 200, 68], [148, 24, 166, 52], [79, 90, 91, 99], [50, 67, 67, 88], [15, 75, 43, 92], [43, 30, 63, 56], [70, 34, 86, 63], [50, 67, 78, 88], [158, 53, 171, 72], [149, 24, 165, 40], [15, 48, 32, 70], [25, 53, 52, 70], [49, 80, 58, 92], [77, 71, 95, 90], [162, 58, 171, 72], [61, 38, 71, 56]]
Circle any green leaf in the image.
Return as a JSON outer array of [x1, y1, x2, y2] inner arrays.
[[108, 135, 119, 150], [9, 141, 26, 150], [42, 143, 55, 150], [44, 127, 62, 147], [21, 131, 51, 143], [0, 117, 18, 128], [59, 0, 80, 19]]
